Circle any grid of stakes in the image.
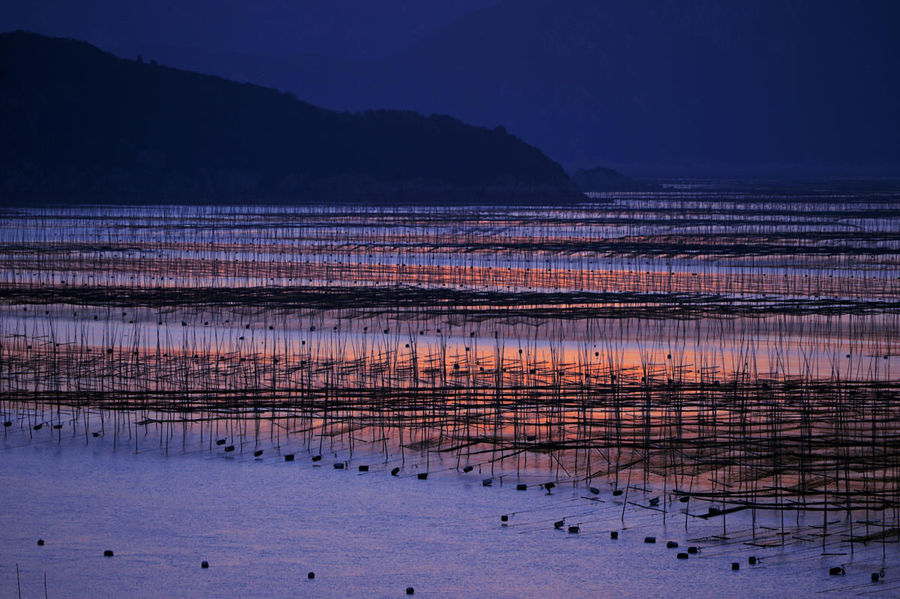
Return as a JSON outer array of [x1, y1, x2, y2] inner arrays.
[[1, 191, 899, 550]]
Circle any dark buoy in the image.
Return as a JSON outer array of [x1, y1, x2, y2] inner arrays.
[[334, 462, 345, 469], [358, 465, 369, 472], [568, 526, 580, 534], [501, 515, 509, 522], [749, 556, 757, 565], [307, 572, 315, 580], [215, 439, 226, 445], [644, 536, 656, 544], [463, 465, 474, 473], [544, 482, 556, 491], [679, 496, 690, 503], [253, 450, 263, 457], [610, 531, 618, 539], [92, 431, 101, 438], [391, 467, 401, 476], [516, 483, 527, 491], [104, 550, 114, 557], [3, 421, 10, 427], [829, 566, 845, 576], [482, 478, 492, 487], [649, 497, 660, 506], [731, 562, 740, 571], [53, 424, 62, 430], [201, 561, 209, 569], [667, 541, 678, 548], [284, 454, 295, 462], [34, 424, 42, 431], [554, 520, 564, 529], [406, 587, 414, 595], [224, 445, 235, 452], [312, 455, 322, 462], [687, 546, 699, 554], [872, 572, 880, 582], [417, 472, 428, 480], [589, 487, 600, 495], [677, 552, 689, 560], [37, 539, 45, 546], [612, 489, 623, 496]]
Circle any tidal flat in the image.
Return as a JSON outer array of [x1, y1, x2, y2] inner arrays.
[[2, 188, 900, 596]]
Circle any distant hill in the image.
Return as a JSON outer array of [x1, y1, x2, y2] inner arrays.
[[0, 31, 582, 204], [150, 0, 894, 178], [571, 166, 659, 192]]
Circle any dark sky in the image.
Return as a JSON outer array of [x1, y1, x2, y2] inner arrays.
[[3, 1, 899, 177], [0, 1, 500, 61]]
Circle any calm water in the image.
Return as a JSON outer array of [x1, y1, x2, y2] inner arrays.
[[3, 416, 897, 598], [2, 189, 900, 595]]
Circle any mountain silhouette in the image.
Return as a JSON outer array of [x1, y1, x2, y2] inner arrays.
[[0, 31, 582, 204], [145, 0, 894, 177], [338, 0, 900, 176]]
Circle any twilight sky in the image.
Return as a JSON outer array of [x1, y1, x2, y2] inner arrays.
[[1, 1, 499, 61], [3, 0, 899, 177]]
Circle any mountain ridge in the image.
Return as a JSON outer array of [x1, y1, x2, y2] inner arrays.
[[0, 31, 583, 205]]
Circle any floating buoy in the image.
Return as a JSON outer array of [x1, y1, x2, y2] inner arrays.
[[612, 489, 623, 496], [677, 553, 689, 559], [3, 421, 10, 427], [872, 572, 880, 582], [104, 550, 114, 557], [554, 520, 564, 529], [358, 465, 369, 472], [92, 431, 101, 438], [749, 556, 757, 565], [406, 587, 414, 595], [687, 546, 699, 554], [463, 466, 473, 473], [679, 496, 690, 503], [307, 572, 315, 580], [666, 541, 678, 548], [334, 463, 345, 470], [33, 424, 42, 431], [224, 445, 235, 452], [568, 526, 580, 534], [610, 531, 618, 539], [53, 424, 62, 430], [501, 515, 509, 522], [284, 454, 295, 462], [644, 536, 656, 544], [37, 539, 45, 546], [253, 450, 263, 457], [201, 561, 209, 569], [215, 439, 226, 445], [649, 497, 660, 506], [482, 478, 492, 487], [312, 455, 322, 462], [417, 472, 428, 480], [731, 563, 740, 571], [544, 482, 555, 491], [589, 487, 600, 495], [708, 507, 720, 516], [516, 483, 527, 491], [829, 566, 845, 576], [391, 467, 401, 476]]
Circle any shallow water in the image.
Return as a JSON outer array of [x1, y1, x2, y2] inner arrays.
[[2, 422, 897, 599], [2, 193, 900, 596]]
